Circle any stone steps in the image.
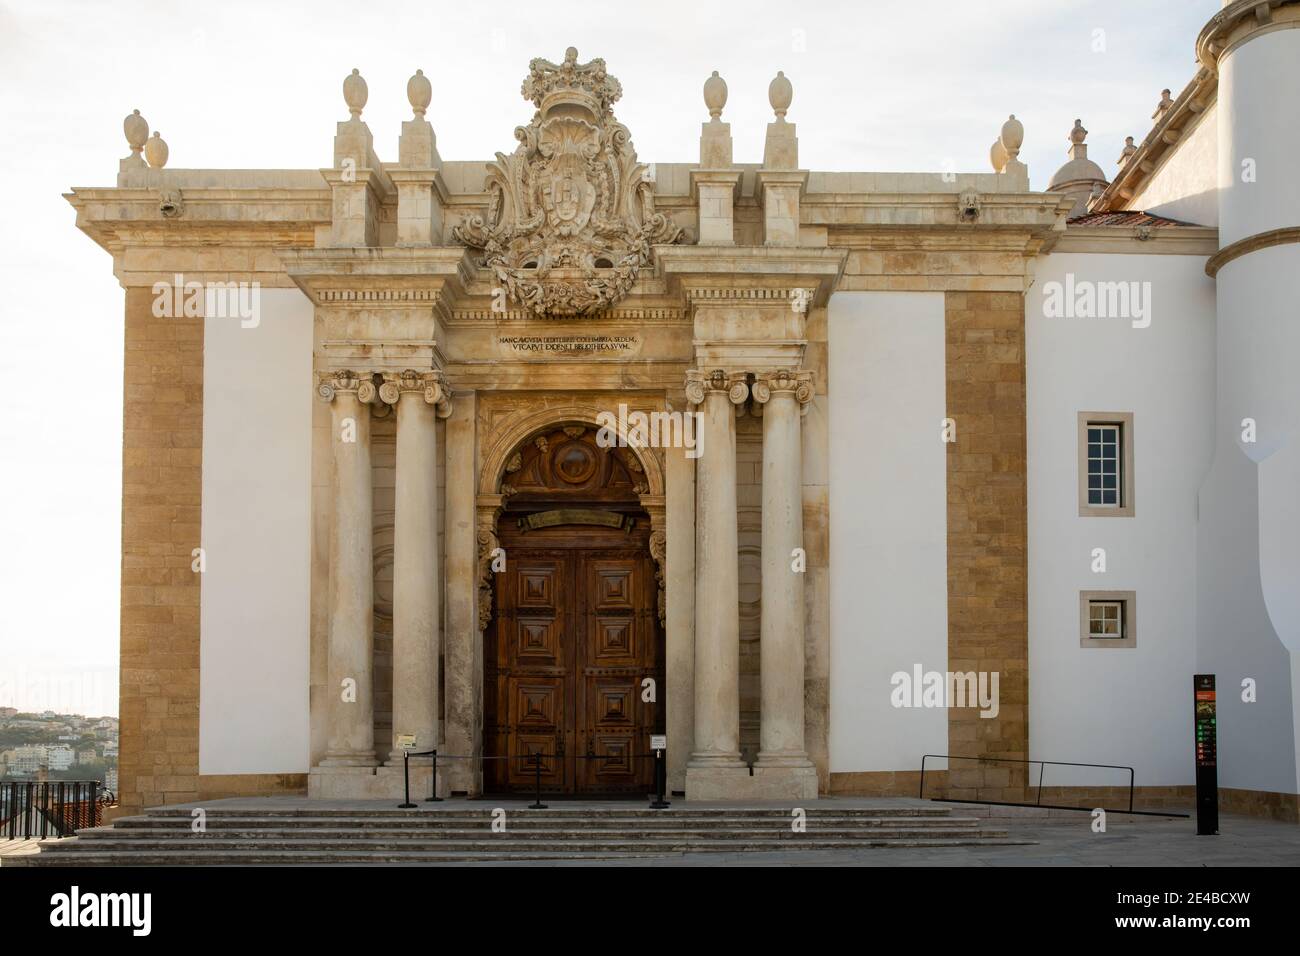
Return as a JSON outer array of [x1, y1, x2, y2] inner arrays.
[[108, 815, 981, 831], [66, 827, 1001, 845], [9, 803, 1030, 865]]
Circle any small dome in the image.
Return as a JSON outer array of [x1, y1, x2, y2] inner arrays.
[[1047, 119, 1107, 190], [1047, 120, 1108, 217], [1047, 155, 1107, 190]]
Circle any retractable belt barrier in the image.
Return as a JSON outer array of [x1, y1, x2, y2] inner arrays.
[[396, 747, 670, 810]]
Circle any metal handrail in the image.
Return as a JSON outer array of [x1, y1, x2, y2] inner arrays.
[[2, 780, 108, 840], [918, 753, 1189, 817]]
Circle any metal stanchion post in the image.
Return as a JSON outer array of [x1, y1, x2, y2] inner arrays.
[[650, 749, 670, 809], [529, 753, 547, 810], [399, 750, 416, 808], [425, 749, 443, 802]]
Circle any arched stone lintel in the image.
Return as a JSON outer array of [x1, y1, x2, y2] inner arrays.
[[477, 401, 667, 499]]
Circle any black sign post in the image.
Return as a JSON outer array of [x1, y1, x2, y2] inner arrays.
[[1193, 674, 1218, 835]]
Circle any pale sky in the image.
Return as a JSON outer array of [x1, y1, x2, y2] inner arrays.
[[0, 0, 1220, 717]]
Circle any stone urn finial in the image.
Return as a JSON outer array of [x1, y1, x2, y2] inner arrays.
[[703, 70, 727, 120], [1069, 118, 1087, 145], [343, 68, 368, 118], [144, 131, 168, 169], [769, 70, 793, 119], [1000, 113, 1024, 158], [123, 109, 149, 157], [408, 68, 432, 118], [990, 138, 1009, 173]]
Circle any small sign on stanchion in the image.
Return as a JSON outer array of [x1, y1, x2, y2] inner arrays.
[[397, 734, 418, 809]]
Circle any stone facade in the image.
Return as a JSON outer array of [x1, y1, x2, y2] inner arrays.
[[70, 9, 1300, 818]]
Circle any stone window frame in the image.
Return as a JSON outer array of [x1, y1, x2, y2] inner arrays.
[[1078, 411, 1134, 517], [1079, 590, 1137, 648]]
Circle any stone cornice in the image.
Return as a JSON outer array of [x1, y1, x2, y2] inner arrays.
[[1197, 0, 1300, 68], [1054, 224, 1219, 256], [655, 245, 846, 309], [1205, 226, 1300, 276], [320, 166, 396, 203], [64, 186, 329, 278], [279, 246, 475, 311], [386, 167, 452, 206]]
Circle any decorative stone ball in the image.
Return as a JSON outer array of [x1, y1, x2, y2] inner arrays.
[[1000, 114, 1024, 153], [408, 69, 432, 117], [343, 68, 368, 117], [703, 71, 727, 119], [1070, 119, 1087, 144], [144, 131, 168, 169], [123, 109, 149, 151], [990, 138, 1009, 172], [769, 70, 793, 117]]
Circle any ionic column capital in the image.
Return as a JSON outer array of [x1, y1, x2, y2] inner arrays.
[[316, 369, 378, 405], [378, 369, 453, 417], [685, 368, 750, 406], [750, 368, 814, 406]]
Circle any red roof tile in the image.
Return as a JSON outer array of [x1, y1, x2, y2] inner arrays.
[[1067, 210, 1200, 227]]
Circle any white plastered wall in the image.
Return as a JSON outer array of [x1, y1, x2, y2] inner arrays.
[[199, 288, 314, 774], [828, 291, 948, 772], [1026, 252, 1215, 787]]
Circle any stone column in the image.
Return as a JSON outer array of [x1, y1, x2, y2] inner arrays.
[[685, 369, 748, 772], [317, 370, 378, 766], [752, 370, 816, 780], [381, 370, 450, 762]]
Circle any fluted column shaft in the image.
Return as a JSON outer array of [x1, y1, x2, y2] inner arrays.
[[754, 370, 814, 766], [319, 372, 378, 766], [382, 371, 450, 762], [687, 370, 748, 767]]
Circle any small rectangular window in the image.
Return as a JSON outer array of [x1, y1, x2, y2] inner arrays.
[[1080, 591, 1137, 648], [1078, 412, 1134, 517], [1088, 600, 1124, 638]]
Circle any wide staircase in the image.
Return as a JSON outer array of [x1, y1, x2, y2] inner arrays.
[[7, 802, 1028, 864]]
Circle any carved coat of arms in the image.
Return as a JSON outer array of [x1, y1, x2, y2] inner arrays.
[[453, 48, 683, 318]]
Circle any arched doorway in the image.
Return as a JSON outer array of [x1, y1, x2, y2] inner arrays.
[[483, 424, 665, 795]]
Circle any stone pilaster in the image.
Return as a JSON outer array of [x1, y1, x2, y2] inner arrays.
[[316, 370, 379, 766], [380, 371, 451, 763], [664, 431, 697, 793], [684, 369, 749, 794], [944, 292, 1028, 799], [442, 390, 480, 795], [751, 369, 817, 798]]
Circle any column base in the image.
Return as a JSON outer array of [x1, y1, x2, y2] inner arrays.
[[756, 751, 815, 769], [308, 764, 446, 800], [318, 751, 379, 768], [686, 764, 818, 801]]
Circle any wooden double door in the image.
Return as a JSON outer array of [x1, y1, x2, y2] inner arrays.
[[485, 523, 663, 795]]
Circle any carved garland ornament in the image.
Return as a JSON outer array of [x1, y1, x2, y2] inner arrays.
[[453, 48, 683, 318]]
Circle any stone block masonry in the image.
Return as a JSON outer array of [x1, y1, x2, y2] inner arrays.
[[118, 287, 203, 814], [944, 291, 1029, 800]]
